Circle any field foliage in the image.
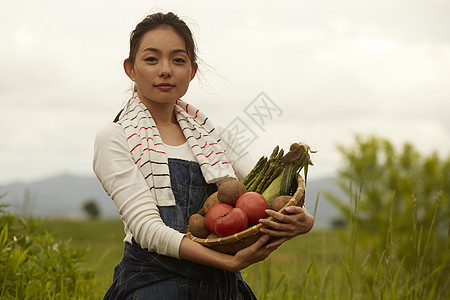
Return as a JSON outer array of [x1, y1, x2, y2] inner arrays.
[[1, 199, 447, 299], [1, 135, 448, 299], [0, 201, 99, 299]]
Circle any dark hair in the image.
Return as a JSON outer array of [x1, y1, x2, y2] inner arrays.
[[127, 12, 197, 66]]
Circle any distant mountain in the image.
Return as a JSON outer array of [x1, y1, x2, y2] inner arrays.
[[1, 173, 347, 227], [303, 176, 348, 227], [2, 173, 119, 219]]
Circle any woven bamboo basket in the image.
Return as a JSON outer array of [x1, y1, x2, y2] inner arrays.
[[186, 174, 305, 255]]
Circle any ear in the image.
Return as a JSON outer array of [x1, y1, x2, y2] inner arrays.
[[123, 59, 135, 81], [190, 63, 198, 81]]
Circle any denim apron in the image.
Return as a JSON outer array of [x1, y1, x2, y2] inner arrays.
[[104, 158, 257, 300]]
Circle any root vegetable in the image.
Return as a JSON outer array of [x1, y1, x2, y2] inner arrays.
[[206, 232, 219, 239], [217, 180, 246, 206], [202, 192, 220, 215], [196, 207, 205, 216], [271, 195, 292, 211], [188, 213, 210, 238]]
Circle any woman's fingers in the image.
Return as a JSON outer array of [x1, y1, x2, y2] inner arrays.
[[267, 206, 309, 221], [259, 205, 315, 238], [233, 234, 277, 270], [251, 234, 270, 250], [259, 223, 295, 238], [238, 234, 271, 257], [265, 237, 289, 249]]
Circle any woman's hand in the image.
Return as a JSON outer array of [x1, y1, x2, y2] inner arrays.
[[229, 234, 276, 272], [179, 234, 276, 273], [258, 205, 314, 249]]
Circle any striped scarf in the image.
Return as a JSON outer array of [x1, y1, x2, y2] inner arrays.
[[117, 96, 237, 206]]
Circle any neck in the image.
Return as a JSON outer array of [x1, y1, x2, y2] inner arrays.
[[150, 105, 177, 126], [139, 97, 177, 126]]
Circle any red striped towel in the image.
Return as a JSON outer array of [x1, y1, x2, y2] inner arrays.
[[117, 96, 236, 206]]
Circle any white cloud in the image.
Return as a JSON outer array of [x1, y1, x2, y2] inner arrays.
[[1, 0, 449, 184]]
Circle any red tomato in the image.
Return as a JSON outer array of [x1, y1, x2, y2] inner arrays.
[[235, 192, 268, 225], [214, 207, 248, 237], [204, 203, 233, 233]]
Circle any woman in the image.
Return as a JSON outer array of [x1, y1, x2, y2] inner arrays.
[[93, 12, 314, 299]]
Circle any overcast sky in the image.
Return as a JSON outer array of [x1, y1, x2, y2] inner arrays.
[[1, 0, 449, 185]]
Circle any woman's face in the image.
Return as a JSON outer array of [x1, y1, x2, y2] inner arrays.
[[124, 27, 197, 107]]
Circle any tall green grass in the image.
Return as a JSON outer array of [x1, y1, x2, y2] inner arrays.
[[0, 205, 100, 299], [242, 188, 448, 299], [40, 218, 124, 286]]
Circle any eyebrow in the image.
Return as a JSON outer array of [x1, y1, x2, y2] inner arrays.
[[142, 47, 188, 55]]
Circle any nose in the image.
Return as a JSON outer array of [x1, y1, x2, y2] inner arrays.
[[159, 60, 172, 78]]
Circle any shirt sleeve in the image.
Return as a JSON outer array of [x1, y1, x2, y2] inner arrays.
[[215, 126, 256, 181], [92, 123, 185, 259]]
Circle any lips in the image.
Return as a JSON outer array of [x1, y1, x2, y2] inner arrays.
[[155, 83, 175, 91]]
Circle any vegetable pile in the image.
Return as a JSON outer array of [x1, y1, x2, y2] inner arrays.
[[188, 180, 268, 238], [188, 142, 314, 239], [243, 143, 314, 207]]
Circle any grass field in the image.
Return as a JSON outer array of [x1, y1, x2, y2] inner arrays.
[[40, 218, 125, 294], [40, 218, 354, 298], [38, 215, 448, 299]]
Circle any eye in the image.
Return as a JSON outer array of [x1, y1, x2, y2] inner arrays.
[[173, 58, 187, 64], [144, 57, 158, 63]]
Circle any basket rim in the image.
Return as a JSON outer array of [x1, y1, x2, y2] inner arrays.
[[186, 174, 305, 246]]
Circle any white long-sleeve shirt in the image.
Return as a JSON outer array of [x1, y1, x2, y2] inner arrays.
[[93, 123, 254, 259]]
